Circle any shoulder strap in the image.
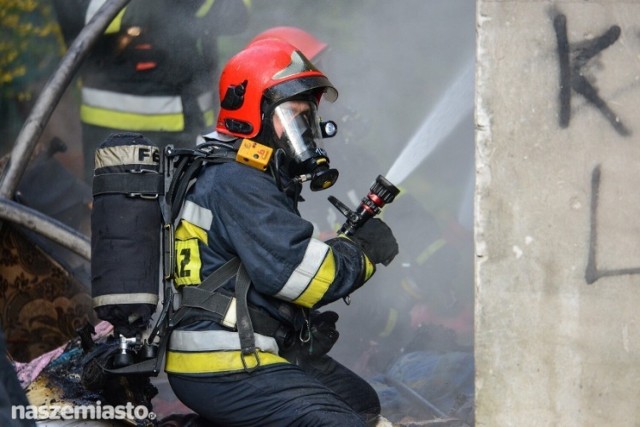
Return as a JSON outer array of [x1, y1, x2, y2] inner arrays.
[[165, 143, 238, 223], [235, 263, 261, 371]]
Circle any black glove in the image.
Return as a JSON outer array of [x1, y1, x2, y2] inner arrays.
[[349, 218, 399, 266], [306, 310, 340, 359]]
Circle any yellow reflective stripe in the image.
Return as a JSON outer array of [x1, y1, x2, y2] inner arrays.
[[165, 350, 287, 374], [276, 239, 330, 301], [175, 219, 208, 244], [106, 8, 125, 33], [242, 0, 252, 9], [416, 238, 447, 265], [337, 235, 376, 282], [293, 249, 336, 308], [174, 239, 202, 286], [179, 201, 213, 231], [401, 277, 424, 301], [92, 293, 158, 308], [86, 0, 126, 33], [379, 308, 398, 338], [195, 0, 215, 17], [363, 254, 375, 281], [80, 105, 185, 131]]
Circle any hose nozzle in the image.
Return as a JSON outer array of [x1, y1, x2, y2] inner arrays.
[[329, 174, 400, 236]]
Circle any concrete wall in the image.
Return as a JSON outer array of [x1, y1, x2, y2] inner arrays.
[[476, 1, 640, 425]]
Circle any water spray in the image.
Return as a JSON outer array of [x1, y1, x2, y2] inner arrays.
[[328, 175, 400, 236], [385, 58, 474, 186]]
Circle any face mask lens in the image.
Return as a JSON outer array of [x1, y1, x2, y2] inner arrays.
[[272, 101, 322, 160]]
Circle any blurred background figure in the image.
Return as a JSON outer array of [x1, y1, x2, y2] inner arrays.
[[52, 0, 250, 182]]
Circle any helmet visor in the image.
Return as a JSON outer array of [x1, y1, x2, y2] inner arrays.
[[272, 100, 323, 161]]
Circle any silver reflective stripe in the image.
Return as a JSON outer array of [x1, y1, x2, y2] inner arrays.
[[179, 200, 213, 230], [95, 145, 159, 169], [85, 0, 107, 24], [93, 293, 158, 307], [276, 238, 330, 301], [169, 330, 279, 354], [197, 91, 214, 112], [82, 87, 183, 115]]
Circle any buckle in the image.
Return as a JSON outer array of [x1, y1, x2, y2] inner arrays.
[[240, 348, 261, 373]]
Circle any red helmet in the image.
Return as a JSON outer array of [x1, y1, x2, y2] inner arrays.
[[216, 39, 338, 139], [249, 26, 328, 61]]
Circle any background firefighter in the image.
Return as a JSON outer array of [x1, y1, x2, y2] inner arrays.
[[164, 39, 399, 426], [51, 0, 250, 183]]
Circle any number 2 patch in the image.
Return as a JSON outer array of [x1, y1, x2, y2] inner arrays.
[[174, 239, 202, 286]]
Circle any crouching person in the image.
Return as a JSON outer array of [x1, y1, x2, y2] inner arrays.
[[165, 39, 398, 426]]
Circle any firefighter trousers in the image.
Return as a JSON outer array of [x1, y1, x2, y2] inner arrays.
[[167, 354, 380, 426]]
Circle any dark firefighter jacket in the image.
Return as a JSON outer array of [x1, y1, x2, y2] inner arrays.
[[166, 135, 376, 375], [52, 0, 250, 134]]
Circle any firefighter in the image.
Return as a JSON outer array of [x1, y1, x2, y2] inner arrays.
[[165, 39, 398, 426], [51, 0, 250, 182]]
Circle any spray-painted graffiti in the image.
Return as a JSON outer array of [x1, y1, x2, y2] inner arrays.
[[585, 165, 640, 284], [552, 13, 630, 136]]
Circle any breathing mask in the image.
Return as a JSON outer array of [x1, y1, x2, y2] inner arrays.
[[271, 100, 339, 191]]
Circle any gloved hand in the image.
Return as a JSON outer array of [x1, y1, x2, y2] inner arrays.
[[304, 310, 340, 359], [349, 218, 399, 266]]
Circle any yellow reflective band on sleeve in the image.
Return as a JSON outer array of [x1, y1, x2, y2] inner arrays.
[[416, 238, 447, 265], [165, 350, 288, 374], [80, 105, 185, 132], [337, 235, 376, 282], [293, 249, 336, 308], [276, 239, 330, 302], [363, 254, 375, 281], [175, 219, 208, 244], [242, 0, 252, 9], [379, 308, 398, 338], [174, 239, 202, 286]]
